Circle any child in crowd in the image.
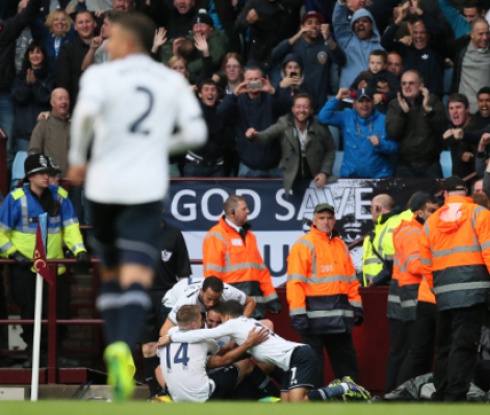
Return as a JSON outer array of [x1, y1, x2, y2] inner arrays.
[[349, 49, 399, 113]]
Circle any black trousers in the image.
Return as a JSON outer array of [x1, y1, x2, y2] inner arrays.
[[432, 303, 486, 401], [10, 265, 70, 350], [301, 332, 360, 388], [385, 318, 412, 394], [397, 301, 437, 385]]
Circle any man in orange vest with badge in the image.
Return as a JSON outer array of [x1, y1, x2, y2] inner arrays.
[[420, 176, 490, 401], [203, 195, 281, 319], [286, 203, 362, 387]]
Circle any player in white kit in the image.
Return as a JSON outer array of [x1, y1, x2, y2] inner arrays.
[[68, 13, 207, 401], [160, 300, 371, 402], [160, 276, 255, 335], [158, 305, 269, 402]]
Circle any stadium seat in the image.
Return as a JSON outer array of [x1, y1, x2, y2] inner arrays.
[[440, 150, 452, 178], [333, 151, 343, 177], [10, 151, 27, 190]]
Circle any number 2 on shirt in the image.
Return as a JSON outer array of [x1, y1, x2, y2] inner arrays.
[[129, 86, 154, 135], [165, 343, 190, 370]]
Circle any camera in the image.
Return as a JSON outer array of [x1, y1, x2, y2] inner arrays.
[[247, 81, 263, 89]]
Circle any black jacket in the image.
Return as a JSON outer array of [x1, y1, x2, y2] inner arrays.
[[0, 0, 41, 91]]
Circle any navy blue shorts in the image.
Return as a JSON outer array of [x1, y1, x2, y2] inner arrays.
[[209, 364, 240, 399], [88, 200, 162, 269], [281, 345, 317, 391]]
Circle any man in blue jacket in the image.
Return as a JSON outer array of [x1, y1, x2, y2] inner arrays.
[[318, 88, 397, 178]]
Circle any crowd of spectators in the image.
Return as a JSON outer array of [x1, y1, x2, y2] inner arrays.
[[3, 0, 490, 190]]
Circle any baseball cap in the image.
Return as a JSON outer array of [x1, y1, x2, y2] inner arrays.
[[355, 88, 373, 101], [314, 203, 335, 214], [192, 9, 214, 27], [441, 175, 467, 192], [301, 11, 325, 25]]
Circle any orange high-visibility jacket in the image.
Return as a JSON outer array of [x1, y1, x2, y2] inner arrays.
[[396, 215, 424, 321], [286, 225, 362, 334], [388, 219, 411, 320], [419, 195, 490, 311], [203, 217, 278, 310], [417, 278, 436, 304]]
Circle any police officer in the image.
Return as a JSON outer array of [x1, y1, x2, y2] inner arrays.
[[0, 153, 88, 367]]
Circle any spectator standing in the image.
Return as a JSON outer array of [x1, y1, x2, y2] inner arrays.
[[235, 0, 302, 71], [0, 0, 42, 167], [29, 88, 70, 176], [246, 93, 336, 194], [381, 3, 445, 98], [31, 8, 76, 72], [420, 175, 490, 401], [220, 66, 287, 177], [438, 0, 485, 39], [11, 41, 54, 153], [443, 93, 478, 178], [451, 18, 490, 112], [271, 11, 346, 111], [56, 10, 97, 103], [386, 70, 446, 178], [333, 1, 383, 88], [287, 202, 363, 386], [349, 49, 400, 113], [319, 88, 398, 178]]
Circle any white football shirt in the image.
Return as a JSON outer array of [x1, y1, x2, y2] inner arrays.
[[69, 54, 207, 204], [170, 316, 302, 371], [167, 282, 247, 324], [162, 276, 204, 308], [158, 327, 220, 402]]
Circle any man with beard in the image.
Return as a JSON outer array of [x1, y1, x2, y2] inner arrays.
[[183, 79, 227, 177], [271, 11, 346, 111], [245, 93, 336, 194]]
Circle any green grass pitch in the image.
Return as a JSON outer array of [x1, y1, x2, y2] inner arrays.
[[1, 401, 489, 415]]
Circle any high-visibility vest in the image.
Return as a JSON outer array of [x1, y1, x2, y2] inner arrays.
[[362, 208, 413, 287], [203, 216, 278, 316], [420, 195, 490, 311], [0, 185, 86, 274], [287, 225, 362, 334], [396, 216, 424, 321], [417, 277, 436, 304]]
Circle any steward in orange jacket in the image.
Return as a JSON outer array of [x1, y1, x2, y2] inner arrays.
[[419, 176, 490, 401], [286, 203, 362, 385], [203, 195, 280, 319], [393, 194, 439, 387]]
